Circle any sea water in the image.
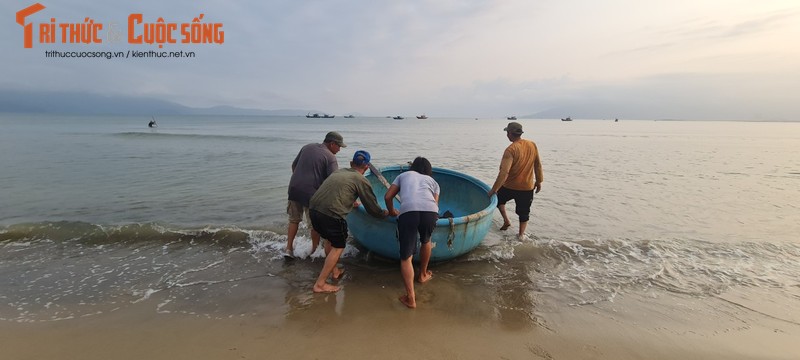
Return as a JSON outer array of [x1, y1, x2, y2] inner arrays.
[[1, 114, 798, 325]]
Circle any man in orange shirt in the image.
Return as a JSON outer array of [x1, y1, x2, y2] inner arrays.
[[487, 122, 543, 238]]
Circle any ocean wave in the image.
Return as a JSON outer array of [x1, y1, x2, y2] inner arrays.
[[3, 221, 798, 303], [2, 220, 799, 323], [0, 221, 260, 247], [0, 221, 290, 322], [530, 237, 800, 304]]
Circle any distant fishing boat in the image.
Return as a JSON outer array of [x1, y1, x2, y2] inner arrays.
[[507, 116, 517, 120], [561, 117, 572, 121], [348, 165, 496, 261], [344, 115, 355, 118], [416, 114, 428, 119], [306, 113, 335, 118], [393, 116, 404, 120]]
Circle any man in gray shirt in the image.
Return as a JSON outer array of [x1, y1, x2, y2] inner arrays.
[[285, 131, 346, 258]]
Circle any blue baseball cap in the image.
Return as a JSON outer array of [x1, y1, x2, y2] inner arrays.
[[353, 150, 371, 166]]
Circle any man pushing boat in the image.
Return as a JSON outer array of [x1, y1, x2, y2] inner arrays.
[[285, 131, 346, 259], [309, 150, 388, 293]]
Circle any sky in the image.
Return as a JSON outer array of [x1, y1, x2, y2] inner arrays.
[[3, 0, 800, 120]]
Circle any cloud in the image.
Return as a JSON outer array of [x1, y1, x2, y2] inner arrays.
[[2, 1, 799, 120], [710, 9, 798, 39]]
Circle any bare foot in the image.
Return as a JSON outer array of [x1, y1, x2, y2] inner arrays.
[[331, 266, 345, 281], [313, 282, 340, 293], [399, 294, 416, 309], [417, 270, 433, 283], [499, 222, 511, 231]]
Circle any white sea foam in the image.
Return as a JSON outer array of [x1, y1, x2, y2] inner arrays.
[[131, 288, 160, 303]]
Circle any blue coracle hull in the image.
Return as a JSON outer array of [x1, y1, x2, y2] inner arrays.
[[347, 166, 497, 261]]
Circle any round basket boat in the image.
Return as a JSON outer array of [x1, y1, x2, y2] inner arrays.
[[347, 165, 497, 262]]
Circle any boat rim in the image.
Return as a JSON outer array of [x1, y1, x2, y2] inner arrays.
[[356, 165, 498, 226]]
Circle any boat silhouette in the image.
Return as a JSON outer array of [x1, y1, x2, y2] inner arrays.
[[306, 113, 335, 118]]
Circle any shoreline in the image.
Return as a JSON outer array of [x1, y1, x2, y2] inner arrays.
[[2, 277, 797, 360]]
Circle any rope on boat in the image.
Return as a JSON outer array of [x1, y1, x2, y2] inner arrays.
[[447, 217, 455, 248]]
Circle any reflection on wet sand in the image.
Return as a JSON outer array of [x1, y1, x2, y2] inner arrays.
[[276, 252, 544, 331]]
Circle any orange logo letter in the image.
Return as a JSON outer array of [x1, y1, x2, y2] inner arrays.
[[16, 3, 46, 48]]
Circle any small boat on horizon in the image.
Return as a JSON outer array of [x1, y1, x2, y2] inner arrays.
[[416, 114, 428, 119], [561, 116, 572, 121], [344, 115, 355, 118], [393, 116, 404, 120], [507, 116, 517, 120], [306, 112, 335, 118]]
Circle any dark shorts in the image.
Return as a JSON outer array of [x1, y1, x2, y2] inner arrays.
[[309, 209, 348, 249], [397, 211, 438, 260], [496, 187, 535, 222]]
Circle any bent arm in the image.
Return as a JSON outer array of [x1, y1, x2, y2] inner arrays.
[[326, 157, 338, 178], [358, 180, 387, 218], [384, 184, 400, 216], [533, 145, 543, 193], [489, 150, 513, 194], [291, 150, 301, 172]]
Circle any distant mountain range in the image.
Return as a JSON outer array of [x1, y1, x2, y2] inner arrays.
[[0, 90, 620, 119], [0, 90, 317, 116], [3, 90, 789, 121]]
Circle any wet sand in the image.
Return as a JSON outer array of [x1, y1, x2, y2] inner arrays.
[[2, 268, 798, 360]]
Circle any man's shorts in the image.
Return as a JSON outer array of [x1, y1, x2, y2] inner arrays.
[[309, 209, 348, 249], [397, 211, 438, 260], [287, 200, 310, 224], [496, 187, 535, 222]]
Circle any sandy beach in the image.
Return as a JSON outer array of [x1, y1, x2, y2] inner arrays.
[[3, 260, 798, 360]]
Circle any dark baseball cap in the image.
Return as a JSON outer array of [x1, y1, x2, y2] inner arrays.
[[324, 131, 347, 147], [503, 122, 523, 134]]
